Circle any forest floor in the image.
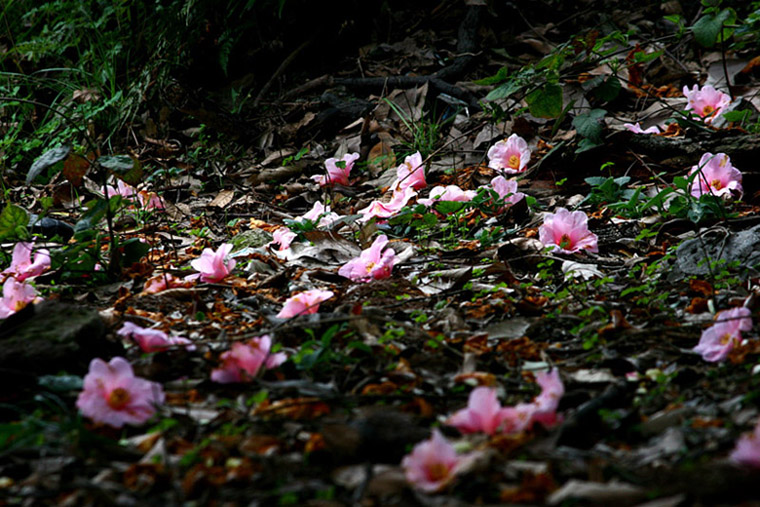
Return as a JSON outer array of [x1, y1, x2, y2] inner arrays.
[[4, 0, 760, 505]]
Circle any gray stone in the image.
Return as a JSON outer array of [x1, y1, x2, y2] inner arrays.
[[672, 224, 760, 279]]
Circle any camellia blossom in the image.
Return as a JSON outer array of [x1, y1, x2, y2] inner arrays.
[[683, 84, 731, 121], [107, 180, 138, 200], [730, 419, 760, 467], [117, 321, 195, 353], [210, 335, 287, 383], [296, 201, 341, 228], [402, 429, 473, 493], [269, 227, 297, 251], [538, 208, 599, 254], [482, 176, 525, 212], [393, 151, 427, 191], [623, 122, 659, 134], [187, 243, 236, 283], [487, 134, 531, 174], [448, 370, 564, 436], [311, 152, 360, 186], [143, 273, 187, 294], [76, 356, 165, 428], [418, 185, 476, 207], [448, 387, 510, 435], [276, 289, 334, 319], [693, 307, 753, 362], [358, 186, 417, 223], [688, 152, 743, 199], [2, 242, 50, 281], [0, 278, 38, 319], [338, 234, 397, 282]]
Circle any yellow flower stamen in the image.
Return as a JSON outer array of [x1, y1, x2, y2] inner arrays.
[[426, 463, 450, 482], [508, 155, 520, 169], [107, 387, 131, 410]]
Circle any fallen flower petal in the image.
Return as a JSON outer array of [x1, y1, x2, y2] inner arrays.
[[117, 321, 195, 353], [481, 175, 524, 212], [76, 356, 165, 428], [358, 186, 417, 223], [730, 420, 760, 467], [211, 335, 287, 383], [297, 201, 341, 228], [338, 234, 397, 282], [402, 429, 471, 493], [447, 386, 509, 435], [623, 122, 660, 134], [418, 185, 476, 207], [683, 84, 731, 122], [539, 208, 599, 254], [188, 243, 236, 283], [487, 134, 531, 174], [393, 151, 427, 191], [693, 307, 753, 362], [688, 152, 743, 199], [269, 227, 297, 251], [277, 289, 334, 319], [2, 242, 51, 281], [311, 152, 360, 186], [0, 277, 38, 319], [143, 273, 187, 294]]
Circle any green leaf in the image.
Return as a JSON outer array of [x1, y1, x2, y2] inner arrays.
[[485, 79, 524, 101], [435, 201, 466, 215], [27, 146, 70, 184], [0, 204, 29, 240], [526, 83, 563, 118], [633, 49, 664, 63], [120, 237, 150, 267], [98, 155, 143, 186], [74, 197, 114, 234], [474, 67, 509, 86], [593, 76, 621, 102], [576, 138, 602, 153], [722, 109, 751, 123], [691, 8, 733, 47], [572, 109, 606, 144]]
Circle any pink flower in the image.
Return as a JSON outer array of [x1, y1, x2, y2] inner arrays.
[[447, 387, 510, 435], [276, 289, 334, 319], [448, 370, 564, 436], [210, 335, 287, 383], [188, 243, 236, 283], [693, 307, 752, 362], [297, 201, 341, 228], [487, 134, 531, 174], [138, 191, 165, 210], [116, 321, 195, 353], [338, 235, 397, 282], [731, 420, 760, 467], [76, 356, 165, 428], [688, 152, 743, 199], [143, 273, 185, 294], [623, 122, 660, 134], [402, 429, 473, 493], [107, 180, 138, 200], [311, 152, 360, 186], [269, 227, 297, 251], [393, 152, 427, 191], [0, 278, 38, 319], [530, 369, 565, 428], [539, 208, 599, 254], [418, 185, 476, 207], [482, 176, 525, 212], [2, 242, 51, 281], [358, 186, 417, 223], [683, 84, 731, 121]]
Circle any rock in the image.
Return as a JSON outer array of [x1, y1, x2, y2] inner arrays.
[[672, 224, 760, 280], [0, 301, 121, 377]]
